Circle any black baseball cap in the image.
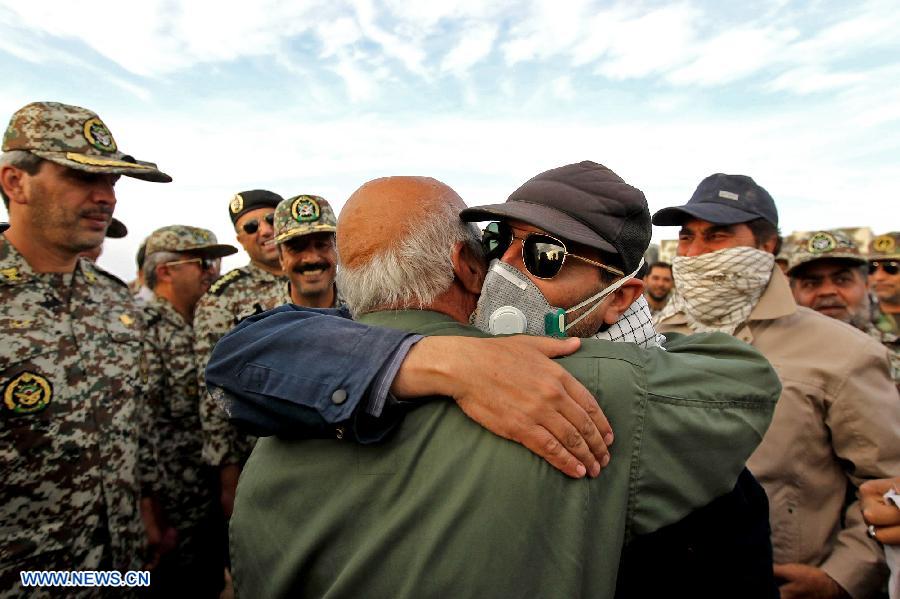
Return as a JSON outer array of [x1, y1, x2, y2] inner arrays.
[[460, 161, 650, 273], [228, 189, 284, 225], [652, 173, 778, 227]]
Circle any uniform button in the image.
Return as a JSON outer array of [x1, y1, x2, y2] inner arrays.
[[331, 389, 348, 405], [335, 426, 345, 440]]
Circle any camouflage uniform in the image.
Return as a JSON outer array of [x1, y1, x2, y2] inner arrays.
[[0, 241, 157, 592], [868, 232, 900, 385], [141, 226, 236, 593], [0, 102, 169, 595]]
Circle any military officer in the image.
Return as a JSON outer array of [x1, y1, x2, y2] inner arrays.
[[193, 190, 287, 519], [141, 225, 237, 596], [273, 194, 343, 308], [870, 231, 900, 337], [0, 101, 171, 594]]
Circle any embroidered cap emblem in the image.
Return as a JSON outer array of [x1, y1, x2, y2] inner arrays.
[[4, 372, 53, 414], [83, 118, 117, 153], [229, 194, 244, 214], [807, 232, 837, 254], [291, 196, 320, 223], [873, 235, 896, 254]]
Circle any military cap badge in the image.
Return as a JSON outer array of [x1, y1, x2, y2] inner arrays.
[[807, 232, 837, 254], [4, 372, 52, 414], [873, 235, 896, 254], [291, 196, 321, 223], [83, 117, 117, 153], [230, 194, 244, 214]]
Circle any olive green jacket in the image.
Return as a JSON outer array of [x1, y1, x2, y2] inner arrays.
[[231, 310, 779, 599]]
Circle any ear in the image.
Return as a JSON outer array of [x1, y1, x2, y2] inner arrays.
[[0, 165, 29, 206], [155, 263, 174, 285], [451, 241, 486, 295], [602, 278, 645, 325], [759, 236, 778, 254]]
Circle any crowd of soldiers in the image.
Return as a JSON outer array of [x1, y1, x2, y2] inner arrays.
[[0, 99, 898, 599]]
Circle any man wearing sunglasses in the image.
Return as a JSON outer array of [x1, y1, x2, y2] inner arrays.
[[208, 166, 781, 598], [140, 225, 237, 594], [870, 232, 900, 338], [192, 189, 287, 534], [653, 174, 899, 599]]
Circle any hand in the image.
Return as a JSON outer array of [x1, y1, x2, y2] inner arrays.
[[392, 335, 613, 479], [220, 464, 242, 519], [774, 563, 849, 599], [140, 496, 178, 569], [860, 477, 900, 545]]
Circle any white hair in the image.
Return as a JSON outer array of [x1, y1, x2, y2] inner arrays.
[[337, 201, 483, 316], [143, 251, 183, 290]]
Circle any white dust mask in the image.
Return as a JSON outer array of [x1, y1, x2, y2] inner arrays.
[[472, 259, 660, 347], [657, 246, 775, 334]]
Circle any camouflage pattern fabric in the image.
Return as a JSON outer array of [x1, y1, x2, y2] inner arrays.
[[870, 309, 900, 389], [869, 232, 900, 261], [2, 101, 170, 183], [142, 296, 221, 590], [194, 262, 287, 467], [785, 229, 866, 275], [273, 195, 337, 244], [0, 238, 158, 593], [144, 225, 236, 258]]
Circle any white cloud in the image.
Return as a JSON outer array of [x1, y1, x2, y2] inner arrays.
[[441, 24, 497, 74]]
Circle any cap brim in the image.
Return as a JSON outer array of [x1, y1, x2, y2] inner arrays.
[[651, 203, 762, 226], [33, 151, 172, 183], [106, 218, 128, 238], [0, 223, 8, 234], [460, 202, 617, 254], [275, 224, 337, 244], [786, 254, 867, 275], [194, 244, 239, 258]]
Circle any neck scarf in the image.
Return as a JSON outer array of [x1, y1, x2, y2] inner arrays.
[[657, 246, 775, 335]]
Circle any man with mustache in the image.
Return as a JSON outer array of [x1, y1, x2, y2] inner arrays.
[[141, 225, 237, 595], [0, 101, 171, 592], [786, 229, 898, 385], [272, 195, 344, 309]]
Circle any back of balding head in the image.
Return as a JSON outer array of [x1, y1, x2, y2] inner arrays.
[[338, 176, 466, 269]]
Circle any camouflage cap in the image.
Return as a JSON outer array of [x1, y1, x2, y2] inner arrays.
[[0, 222, 8, 234], [869, 232, 900, 261], [786, 229, 866, 275], [2, 101, 171, 183], [144, 225, 238, 258], [274, 195, 337, 244], [106, 217, 127, 239]]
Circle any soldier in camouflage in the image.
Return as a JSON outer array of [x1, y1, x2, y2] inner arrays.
[[869, 232, 900, 337], [0, 101, 171, 595], [141, 225, 237, 596], [273, 194, 344, 308], [787, 229, 899, 385], [193, 189, 286, 519]]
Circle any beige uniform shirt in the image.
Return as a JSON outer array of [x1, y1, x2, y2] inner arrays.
[[658, 267, 900, 598]]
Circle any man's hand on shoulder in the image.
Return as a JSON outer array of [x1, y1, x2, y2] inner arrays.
[[774, 563, 849, 599], [391, 335, 613, 479]]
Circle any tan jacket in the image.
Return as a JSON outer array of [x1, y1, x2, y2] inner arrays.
[[658, 267, 900, 598]]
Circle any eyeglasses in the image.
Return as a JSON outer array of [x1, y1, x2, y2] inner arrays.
[[481, 221, 625, 280], [870, 260, 899, 275], [165, 257, 218, 271], [241, 212, 275, 235]]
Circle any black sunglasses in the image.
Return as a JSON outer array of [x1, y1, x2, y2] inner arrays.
[[869, 260, 899, 275], [241, 212, 275, 235], [165, 257, 218, 271], [481, 221, 624, 280]]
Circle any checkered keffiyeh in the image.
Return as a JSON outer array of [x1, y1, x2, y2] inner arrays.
[[593, 294, 665, 348], [658, 246, 775, 335]]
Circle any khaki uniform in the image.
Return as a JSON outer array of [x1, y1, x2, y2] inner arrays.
[[194, 263, 286, 467], [658, 267, 900, 598], [0, 239, 157, 592]]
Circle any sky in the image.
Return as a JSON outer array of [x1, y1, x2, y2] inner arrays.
[[1, 0, 898, 279]]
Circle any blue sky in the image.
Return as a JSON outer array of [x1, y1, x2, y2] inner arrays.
[[1, 0, 898, 279]]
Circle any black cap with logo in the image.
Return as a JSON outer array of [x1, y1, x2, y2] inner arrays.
[[460, 161, 651, 273], [652, 173, 778, 227], [228, 189, 284, 225]]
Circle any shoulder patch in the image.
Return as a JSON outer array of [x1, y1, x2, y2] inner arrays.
[[208, 268, 248, 296], [83, 259, 128, 288]]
